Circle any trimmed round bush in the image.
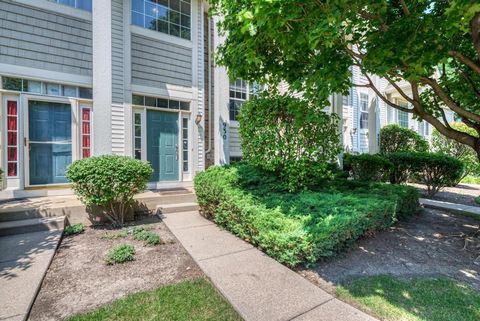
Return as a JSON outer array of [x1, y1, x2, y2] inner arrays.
[[347, 153, 392, 182], [238, 91, 341, 191], [386, 152, 417, 184], [66, 155, 153, 227], [431, 122, 479, 185], [380, 124, 429, 154], [410, 152, 464, 196]]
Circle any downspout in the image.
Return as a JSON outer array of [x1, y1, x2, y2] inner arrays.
[[205, 16, 213, 156]]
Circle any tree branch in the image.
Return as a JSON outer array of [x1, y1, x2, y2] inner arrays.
[[460, 71, 480, 99], [471, 12, 480, 58], [448, 50, 480, 74], [384, 75, 414, 104], [420, 76, 480, 123], [399, 0, 410, 15]]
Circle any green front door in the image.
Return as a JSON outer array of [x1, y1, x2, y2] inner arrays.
[[147, 110, 179, 181]]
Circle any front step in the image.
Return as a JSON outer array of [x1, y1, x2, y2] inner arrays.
[[156, 202, 199, 214], [0, 191, 197, 224], [0, 216, 65, 237]]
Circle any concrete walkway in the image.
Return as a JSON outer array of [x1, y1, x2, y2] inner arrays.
[[162, 210, 377, 321], [420, 198, 480, 217], [0, 230, 61, 321]]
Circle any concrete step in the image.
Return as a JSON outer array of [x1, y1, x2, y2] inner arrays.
[[156, 202, 199, 214], [0, 216, 65, 237], [0, 192, 197, 223]]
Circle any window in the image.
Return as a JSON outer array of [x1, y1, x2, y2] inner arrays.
[[134, 113, 142, 160], [131, 0, 191, 40], [7, 101, 18, 177], [132, 94, 190, 111], [182, 117, 188, 171], [229, 79, 247, 121], [359, 93, 369, 129], [418, 120, 429, 136], [81, 108, 91, 158], [51, 0, 92, 11], [1, 77, 92, 99], [398, 110, 409, 128]]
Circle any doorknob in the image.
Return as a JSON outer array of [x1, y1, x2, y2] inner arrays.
[[175, 144, 179, 160]]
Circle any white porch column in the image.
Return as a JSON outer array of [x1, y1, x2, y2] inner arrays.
[[92, 1, 113, 155]]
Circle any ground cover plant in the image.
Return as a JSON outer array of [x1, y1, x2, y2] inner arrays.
[[104, 244, 135, 265], [337, 276, 480, 321], [64, 223, 85, 236], [194, 163, 418, 267], [67, 278, 241, 321]]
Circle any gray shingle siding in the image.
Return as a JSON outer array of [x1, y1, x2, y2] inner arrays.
[[131, 34, 192, 88], [0, 0, 92, 76], [111, 0, 124, 104]]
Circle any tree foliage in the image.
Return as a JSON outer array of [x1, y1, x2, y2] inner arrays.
[[380, 124, 429, 154], [210, 0, 480, 157], [431, 122, 480, 182], [238, 92, 340, 190]]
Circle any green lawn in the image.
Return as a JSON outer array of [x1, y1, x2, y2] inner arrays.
[[461, 175, 480, 185], [337, 275, 480, 321], [67, 278, 242, 321]]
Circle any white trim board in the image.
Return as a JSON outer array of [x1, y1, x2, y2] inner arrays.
[[0, 64, 92, 87]]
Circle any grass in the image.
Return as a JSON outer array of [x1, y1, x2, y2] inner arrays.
[[64, 223, 85, 236], [104, 244, 135, 265], [337, 275, 480, 321], [67, 278, 242, 321], [461, 175, 480, 185]]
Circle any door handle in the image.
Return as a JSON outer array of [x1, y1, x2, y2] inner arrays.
[[175, 144, 179, 160]]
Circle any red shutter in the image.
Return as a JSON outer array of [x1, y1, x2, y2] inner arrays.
[[7, 101, 18, 176], [81, 108, 91, 158]]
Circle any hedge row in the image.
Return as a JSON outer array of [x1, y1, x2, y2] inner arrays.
[[194, 164, 419, 267], [346, 152, 464, 196]]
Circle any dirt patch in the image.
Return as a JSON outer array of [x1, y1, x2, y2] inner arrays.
[[298, 208, 480, 293], [29, 217, 202, 321], [413, 183, 480, 207]]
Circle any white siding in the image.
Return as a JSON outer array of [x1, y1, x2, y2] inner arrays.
[[111, 104, 125, 155]]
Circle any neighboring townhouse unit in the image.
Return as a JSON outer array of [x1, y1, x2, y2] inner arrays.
[[0, 0, 213, 197], [0, 0, 455, 198]]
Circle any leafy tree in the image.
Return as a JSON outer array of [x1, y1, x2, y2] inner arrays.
[[210, 0, 480, 158], [380, 124, 429, 154], [238, 92, 340, 190]]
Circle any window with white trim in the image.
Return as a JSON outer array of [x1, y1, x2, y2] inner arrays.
[[418, 120, 429, 136], [1, 77, 92, 99], [229, 80, 264, 121], [134, 113, 142, 160], [182, 117, 189, 172], [397, 101, 409, 128], [131, 0, 191, 40], [81, 107, 91, 158], [359, 93, 369, 129], [50, 0, 92, 11]]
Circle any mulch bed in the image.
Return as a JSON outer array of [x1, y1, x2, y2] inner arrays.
[[298, 208, 480, 293], [29, 217, 202, 321], [413, 183, 480, 207]]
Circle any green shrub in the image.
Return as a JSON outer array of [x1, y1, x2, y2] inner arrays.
[[64, 223, 85, 236], [385, 152, 417, 184], [104, 244, 135, 265], [431, 122, 479, 184], [133, 230, 161, 246], [380, 124, 429, 154], [194, 164, 418, 267], [66, 155, 153, 227], [238, 92, 341, 191], [410, 152, 464, 197], [348, 154, 392, 182]]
